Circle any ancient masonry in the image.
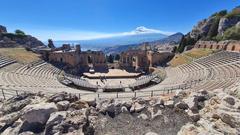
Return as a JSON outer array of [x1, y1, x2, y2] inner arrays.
[[119, 49, 173, 71], [194, 40, 240, 52], [48, 44, 107, 71]]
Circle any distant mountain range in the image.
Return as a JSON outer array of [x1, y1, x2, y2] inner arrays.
[[103, 32, 183, 54], [52, 26, 183, 54], [53, 26, 168, 51], [54, 33, 167, 50]]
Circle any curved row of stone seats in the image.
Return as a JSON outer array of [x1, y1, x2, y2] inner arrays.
[[191, 78, 239, 91], [64, 74, 98, 91], [0, 71, 66, 89], [129, 74, 159, 90], [161, 63, 208, 86], [14, 61, 61, 79], [0, 56, 16, 68], [160, 51, 240, 91], [195, 51, 240, 68]]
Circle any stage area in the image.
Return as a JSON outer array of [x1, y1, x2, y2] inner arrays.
[[83, 69, 141, 79]]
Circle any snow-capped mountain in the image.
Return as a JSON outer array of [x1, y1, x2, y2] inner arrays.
[[53, 27, 169, 50]]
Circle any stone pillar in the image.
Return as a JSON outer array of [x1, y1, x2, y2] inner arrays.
[[76, 44, 81, 53]]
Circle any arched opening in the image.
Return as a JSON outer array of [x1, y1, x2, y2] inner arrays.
[[88, 56, 92, 64], [231, 45, 235, 51], [210, 45, 213, 49], [60, 58, 63, 62], [224, 45, 227, 50], [216, 45, 220, 49], [204, 45, 207, 48]]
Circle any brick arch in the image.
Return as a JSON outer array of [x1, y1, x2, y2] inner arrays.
[[223, 45, 228, 50], [231, 45, 235, 51], [210, 45, 213, 49]]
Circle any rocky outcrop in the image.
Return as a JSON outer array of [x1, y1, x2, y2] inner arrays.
[[190, 17, 216, 39], [0, 25, 7, 33], [0, 87, 240, 135], [0, 93, 191, 135], [178, 89, 240, 135], [218, 17, 240, 36], [179, 6, 240, 51], [0, 25, 45, 48]]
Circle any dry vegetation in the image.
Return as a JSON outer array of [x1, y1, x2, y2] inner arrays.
[[184, 48, 216, 59], [0, 47, 41, 64], [169, 48, 216, 67]]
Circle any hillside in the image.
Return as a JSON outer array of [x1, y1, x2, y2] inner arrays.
[[0, 48, 41, 64], [103, 32, 183, 54], [169, 48, 216, 67], [54, 26, 168, 51], [0, 25, 45, 48], [150, 32, 184, 45], [178, 6, 240, 52]]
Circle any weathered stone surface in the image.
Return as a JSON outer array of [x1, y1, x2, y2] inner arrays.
[[19, 131, 34, 135], [145, 131, 158, 135], [218, 17, 240, 36], [0, 112, 21, 132], [220, 113, 236, 128], [190, 17, 215, 39], [164, 100, 174, 108], [0, 87, 239, 135], [56, 100, 70, 111], [149, 98, 164, 107], [47, 39, 55, 49], [138, 113, 148, 120], [1, 119, 24, 135], [0, 25, 7, 33], [175, 102, 189, 110], [44, 111, 67, 135], [20, 102, 57, 133], [48, 92, 78, 103], [1, 93, 33, 114], [69, 100, 89, 110], [130, 102, 145, 113], [223, 96, 235, 105], [121, 106, 129, 113]]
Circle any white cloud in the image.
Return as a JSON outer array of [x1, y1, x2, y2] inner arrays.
[[26, 26, 174, 41]]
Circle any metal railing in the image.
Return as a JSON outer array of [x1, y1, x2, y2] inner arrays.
[[0, 82, 195, 100]]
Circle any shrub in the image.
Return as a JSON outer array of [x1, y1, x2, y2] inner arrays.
[[206, 16, 221, 39], [177, 34, 196, 53], [211, 10, 227, 17], [225, 6, 240, 18], [223, 25, 240, 40], [15, 29, 25, 36]]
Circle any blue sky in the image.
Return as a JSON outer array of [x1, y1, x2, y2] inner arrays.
[[0, 0, 239, 41]]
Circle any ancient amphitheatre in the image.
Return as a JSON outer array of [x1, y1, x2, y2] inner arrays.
[[0, 43, 239, 100], [0, 3, 240, 135]]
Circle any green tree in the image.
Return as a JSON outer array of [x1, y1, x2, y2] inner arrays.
[[107, 54, 114, 63], [223, 25, 240, 40], [206, 17, 221, 40], [114, 54, 120, 61], [15, 29, 25, 36], [177, 34, 196, 53]]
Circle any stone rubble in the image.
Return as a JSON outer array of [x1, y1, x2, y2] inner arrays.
[[0, 88, 239, 135]]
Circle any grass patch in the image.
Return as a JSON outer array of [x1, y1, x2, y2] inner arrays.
[[0, 48, 41, 64], [169, 48, 216, 67], [169, 54, 191, 67], [184, 48, 216, 59]]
